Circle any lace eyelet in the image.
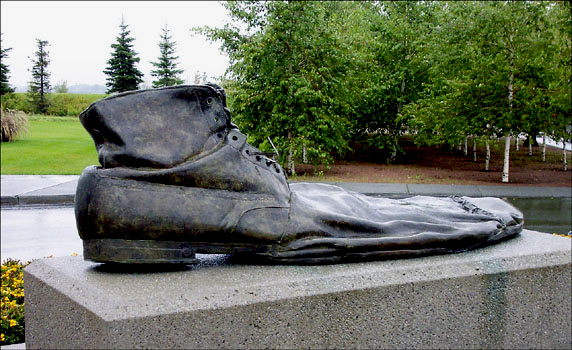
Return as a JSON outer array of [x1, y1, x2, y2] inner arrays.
[[206, 97, 213, 105], [245, 149, 250, 155], [232, 135, 238, 141]]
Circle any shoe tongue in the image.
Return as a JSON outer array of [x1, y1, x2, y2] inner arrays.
[[80, 86, 228, 169]]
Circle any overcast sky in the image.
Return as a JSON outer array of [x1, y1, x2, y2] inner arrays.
[[0, 1, 230, 89]]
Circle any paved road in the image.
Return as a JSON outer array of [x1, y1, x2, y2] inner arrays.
[[1, 206, 81, 263]]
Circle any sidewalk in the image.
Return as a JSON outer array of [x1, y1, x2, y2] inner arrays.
[[1, 174, 571, 206]]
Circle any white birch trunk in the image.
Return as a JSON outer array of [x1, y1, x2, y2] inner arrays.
[[563, 139, 568, 171], [515, 136, 519, 151], [287, 131, 295, 175], [485, 140, 490, 171], [528, 142, 532, 156], [542, 134, 546, 162], [458, 140, 462, 151], [391, 144, 397, 161], [473, 138, 477, 162], [302, 142, 307, 164], [503, 33, 514, 183], [464, 136, 468, 156], [288, 147, 295, 175], [502, 136, 511, 183]]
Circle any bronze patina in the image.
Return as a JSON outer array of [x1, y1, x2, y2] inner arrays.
[[75, 85, 523, 264]]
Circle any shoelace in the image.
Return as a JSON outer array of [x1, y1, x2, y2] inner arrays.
[[245, 149, 282, 174]]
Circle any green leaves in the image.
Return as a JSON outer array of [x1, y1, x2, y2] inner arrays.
[[197, 0, 570, 169], [0, 34, 14, 95]]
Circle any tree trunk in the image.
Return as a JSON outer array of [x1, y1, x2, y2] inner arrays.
[[473, 138, 477, 162], [464, 136, 468, 156], [302, 142, 307, 164], [502, 136, 511, 183], [287, 131, 295, 175], [528, 141, 532, 156], [515, 136, 519, 151], [563, 138, 568, 171], [458, 140, 462, 151], [503, 32, 514, 183], [542, 134, 546, 162], [485, 140, 490, 171]]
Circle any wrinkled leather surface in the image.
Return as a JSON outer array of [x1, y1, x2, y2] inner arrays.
[[80, 85, 231, 169]]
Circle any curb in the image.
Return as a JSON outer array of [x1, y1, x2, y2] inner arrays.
[[1, 194, 75, 206]]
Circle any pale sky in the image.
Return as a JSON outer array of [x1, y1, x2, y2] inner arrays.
[[0, 1, 230, 89]]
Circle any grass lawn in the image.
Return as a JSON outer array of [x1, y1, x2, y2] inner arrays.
[[1, 115, 99, 174]]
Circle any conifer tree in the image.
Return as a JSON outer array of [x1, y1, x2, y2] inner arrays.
[[104, 18, 143, 93], [1, 33, 14, 95], [151, 24, 184, 88], [28, 39, 51, 113]]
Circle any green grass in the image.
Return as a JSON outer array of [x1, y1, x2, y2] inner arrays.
[[0, 115, 99, 174]]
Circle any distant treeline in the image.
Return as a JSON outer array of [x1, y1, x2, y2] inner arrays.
[[1, 92, 106, 116]]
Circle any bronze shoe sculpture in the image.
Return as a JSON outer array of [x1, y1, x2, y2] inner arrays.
[[75, 85, 523, 264]]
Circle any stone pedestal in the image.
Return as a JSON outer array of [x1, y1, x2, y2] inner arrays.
[[24, 230, 571, 349]]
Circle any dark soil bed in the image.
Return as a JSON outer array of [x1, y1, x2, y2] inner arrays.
[[293, 137, 571, 187]]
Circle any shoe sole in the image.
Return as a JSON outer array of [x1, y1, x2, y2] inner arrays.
[[82, 233, 520, 265], [83, 239, 281, 264]]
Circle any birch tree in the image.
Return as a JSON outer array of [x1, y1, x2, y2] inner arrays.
[[197, 1, 359, 171]]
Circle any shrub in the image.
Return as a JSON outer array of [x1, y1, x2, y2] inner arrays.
[[0, 93, 31, 113], [1, 107, 28, 142], [47, 93, 105, 116], [0, 93, 106, 116], [1, 258, 27, 345]]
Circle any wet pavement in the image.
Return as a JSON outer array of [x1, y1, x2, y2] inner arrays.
[[506, 197, 571, 235], [1, 205, 81, 263]]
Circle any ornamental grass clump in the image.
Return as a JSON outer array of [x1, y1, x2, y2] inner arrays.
[[1, 106, 28, 142], [1, 258, 27, 345]]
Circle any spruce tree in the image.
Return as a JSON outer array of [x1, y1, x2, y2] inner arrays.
[[28, 39, 51, 114], [1, 34, 15, 95], [104, 18, 143, 93], [151, 25, 184, 88]]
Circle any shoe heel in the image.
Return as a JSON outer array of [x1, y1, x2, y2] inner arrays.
[[83, 239, 199, 264]]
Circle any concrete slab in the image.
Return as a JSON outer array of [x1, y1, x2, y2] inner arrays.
[[0, 342, 26, 349], [546, 186, 572, 198], [0, 175, 78, 197], [18, 179, 78, 205], [477, 185, 571, 198], [24, 230, 571, 349], [407, 184, 482, 197]]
